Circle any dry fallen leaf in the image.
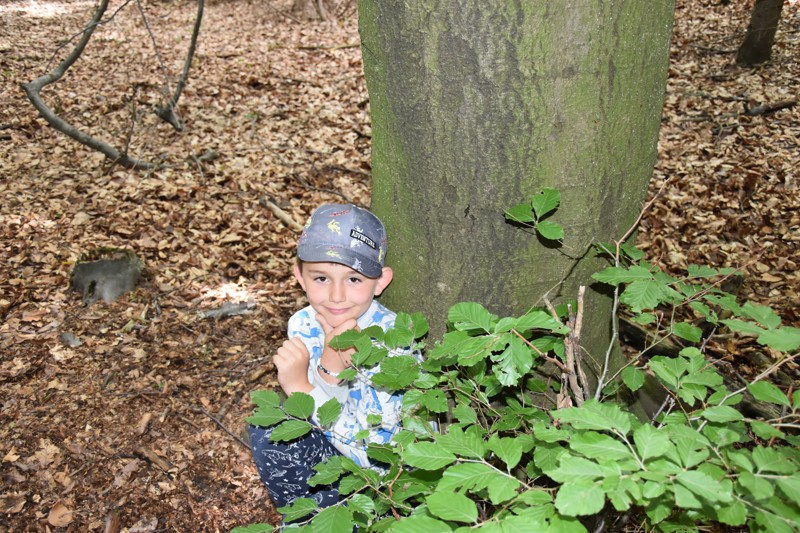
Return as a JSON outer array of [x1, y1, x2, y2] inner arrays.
[[0, 492, 27, 514], [48, 501, 74, 527]]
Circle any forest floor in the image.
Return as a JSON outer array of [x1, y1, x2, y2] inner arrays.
[[0, 0, 798, 531]]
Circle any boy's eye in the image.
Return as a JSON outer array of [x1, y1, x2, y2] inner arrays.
[[348, 277, 362, 284], [313, 276, 328, 283]]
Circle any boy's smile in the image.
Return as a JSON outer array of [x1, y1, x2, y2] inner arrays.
[[293, 262, 393, 329]]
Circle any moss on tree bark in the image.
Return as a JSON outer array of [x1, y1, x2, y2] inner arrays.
[[360, 1, 675, 387]]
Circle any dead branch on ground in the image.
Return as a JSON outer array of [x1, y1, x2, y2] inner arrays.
[[20, 0, 156, 170]]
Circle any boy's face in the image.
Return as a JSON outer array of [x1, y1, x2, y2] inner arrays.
[[293, 262, 394, 329]]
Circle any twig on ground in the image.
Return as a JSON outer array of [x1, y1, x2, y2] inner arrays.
[[196, 407, 250, 449], [743, 99, 796, 116], [259, 198, 304, 232], [200, 301, 257, 320]]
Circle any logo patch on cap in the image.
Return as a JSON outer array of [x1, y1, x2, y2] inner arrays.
[[350, 229, 376, 249]]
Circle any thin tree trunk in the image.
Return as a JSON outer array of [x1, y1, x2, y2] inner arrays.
[[736, 0, 785, 66]]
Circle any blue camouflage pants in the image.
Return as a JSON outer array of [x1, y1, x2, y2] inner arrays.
[[249, 424, 342, 511]]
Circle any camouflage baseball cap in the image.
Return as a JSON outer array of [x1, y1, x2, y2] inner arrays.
[[297, 204, 388, 278]]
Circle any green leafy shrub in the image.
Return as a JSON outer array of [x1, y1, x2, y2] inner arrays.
[[237, 194, 800, 533]]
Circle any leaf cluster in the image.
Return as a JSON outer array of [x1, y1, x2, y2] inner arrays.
[[239, 203, 799, 532]]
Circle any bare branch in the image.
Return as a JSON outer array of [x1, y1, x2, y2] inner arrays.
[[20, 0, 155, 170]]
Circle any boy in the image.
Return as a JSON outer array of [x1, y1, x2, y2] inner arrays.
[[249, 204, 406, 513]]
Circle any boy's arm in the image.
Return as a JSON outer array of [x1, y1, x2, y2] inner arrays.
[[285, 310, 349, 415]]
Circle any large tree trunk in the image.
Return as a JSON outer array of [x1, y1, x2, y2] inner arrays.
[[736, 0, 785, 66], [359, 2, 675, 388]]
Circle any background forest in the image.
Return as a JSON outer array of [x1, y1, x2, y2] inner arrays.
[[0, 0, 798, 531]]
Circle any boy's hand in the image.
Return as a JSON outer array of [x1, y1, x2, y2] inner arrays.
[[317, 314, 358, 381], [274, 337, 313, 395]]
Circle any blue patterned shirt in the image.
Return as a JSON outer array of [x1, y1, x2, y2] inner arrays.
[[288, 300, 410, 468]]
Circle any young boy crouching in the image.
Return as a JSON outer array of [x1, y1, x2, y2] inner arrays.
[[249, 204, 412, 516]]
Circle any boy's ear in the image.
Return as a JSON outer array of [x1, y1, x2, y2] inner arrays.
[[292, 262, 306, 291], [374, 266, 394, 296]]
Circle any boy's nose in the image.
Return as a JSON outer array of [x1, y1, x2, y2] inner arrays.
[[330, 282, 345, 303]]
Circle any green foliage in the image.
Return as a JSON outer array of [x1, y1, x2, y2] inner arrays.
[[242, 199, 799, 532], [505, 188, 565, 241]]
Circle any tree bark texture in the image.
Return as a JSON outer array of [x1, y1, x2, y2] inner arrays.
[[359, 1, 675, 377], [736, 0, 785, 66]]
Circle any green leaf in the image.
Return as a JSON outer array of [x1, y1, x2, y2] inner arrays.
[[754, 510, 799, 533], [648, 356, 687, 389], [633, 424, 672, 460], [700, 406, 743, 423], [347, 493, 376, 515], [741, 301, 781, 329], [452, 403, 478, 424], [246, 406, 286, 427], [514, 309, 566, 333], [283, 392, 314, 419], [270, 420, 312, 442], [384, 327, 415, 350], [536, 220, 564, 241], [488, 475, 521, 505], [591, 265, 654, 286], [366, 444, 398, 466], [530, 188, 561, 219], [413, 372, 438, 389], [554, 480, 605, 516], [748, 381, 791, 407], [671, 322, 703, 343], [420, 389, 449, 413], [426, 491, 478, 523], [437, 463, 494, 493], [336, 367, 358, 381], [505, 202, 535, 223], [328, 329, 362, 350], [402, 442, 456, 470], [387, 515, 453, 532], [488, 435, 524, 469], [721, 318, 765, 336], [448, 302, 497, 332], [716, 502, 747, 526], [553, 400, 632, 434], [758, 326, 800, 352], [371, 355, 420, 389], [250, 390, 281, 408], [620, 279, 668, 312], [777, 474, 800, 502], [309, 457, 344, 486], [753, 446, 797, 474], [317, 398, 341, 426], [547, 455, 617, 482], [621, 366, 645, 392], [675, 470, 732, 503], [311, 504, 353, 533], [436, 427, 486, 459], [231, 524, 274, 533], [493, 334, 531, 386], [569, 432, 631, 461], [278, 497, 317, 522], [737, 471, 775, 499]]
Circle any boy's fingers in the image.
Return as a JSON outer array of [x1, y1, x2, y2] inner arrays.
[[289, 337, 309, 357], [332, 318, 358, 335], [316, 313, 332, 335]]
